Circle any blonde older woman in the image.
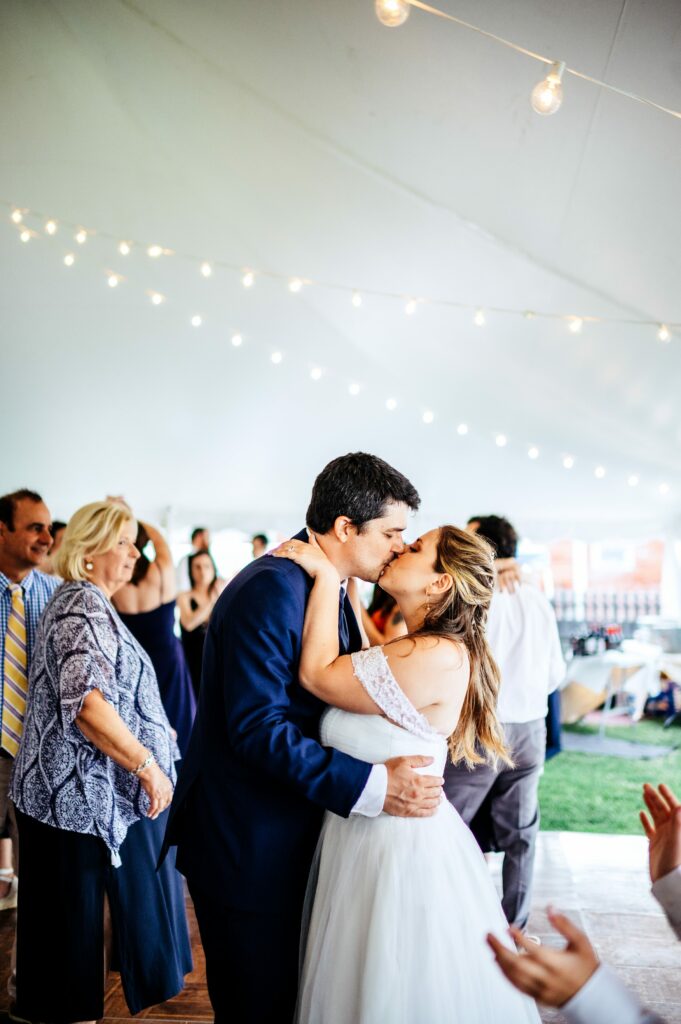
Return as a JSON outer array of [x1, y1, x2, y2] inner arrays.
[[9, 501, 191, 1024]]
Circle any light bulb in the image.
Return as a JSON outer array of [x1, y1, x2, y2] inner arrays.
[[659, 482, 670, 496], [231, 333, 243, 347], [528, 446, 539, 459], [524, 310, 537, 320], [495, 434, 507, 448], [310, 367, 323, 381], [150, 292, 164, 306], [405, 299, 417, 315], [594, 466, 606, 479], [147, 244, 163, 258], [191, 315, 202, 327], [568, 316, 583, 334], [107, 274, 119, 288], [351, 291, 362, 308], [288, 277, 303, 293], [45, 219, 57, 235], [75, 229, 87, 245], [457, 423, 468, 436], [242, 270, 255, 288], [473, 309, 486, 327], [118, 241, 131, 256], [349, 383, 361, 396], [658, 323, 671, 343], [271, 351, 283, 364], [627, 474, 639, 487], [10, 209, 23, 224], [19, 229, 31, 243], [63, 252, 75, 267], [375, 0, 410, 27], [531, 61, 565, 116], [422, 410, 434, 424], [200, 262, 212, 278], [386, 398, 397, 411], [562, 455, 574, 469]]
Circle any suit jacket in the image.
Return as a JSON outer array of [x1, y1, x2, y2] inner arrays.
[[163, 530, 372, 913]]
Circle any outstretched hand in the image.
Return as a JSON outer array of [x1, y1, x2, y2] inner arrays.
[[487, 907, 599, 1007], [640, 783, 681, 884], [272, 533, 339, 582]]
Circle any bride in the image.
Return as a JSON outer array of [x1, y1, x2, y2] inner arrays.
[[274, 525, 540, 1024]]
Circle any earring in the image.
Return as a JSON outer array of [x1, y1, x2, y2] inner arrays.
[[85, 561, 94, 571], [425, 587, 430, 609]]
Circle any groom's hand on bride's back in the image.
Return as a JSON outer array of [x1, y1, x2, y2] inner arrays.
[[383, 756, 443, 817]]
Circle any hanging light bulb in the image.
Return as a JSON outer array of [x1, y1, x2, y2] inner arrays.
[[473, 309, 486, 327], [242, 270, 255, 288], [231, 333, 243, 347], [657, 323, 671, 343], [659, 482, 670, 496], [200, 262, 212, 278], [149, 291, 165, 305], [594, 466, 606, 479], [191, 315, 202, 327], [385, 398, 397, 411], [45, 219, 57, 235], [10, 209, 24, 224], [562, 455, 574, 469], [63, 252, 75, 267], [75, 228, 88, 245], [107, 273, 120, 288], [19, 229, 32, 243], [147, 244, 163, 258], [310, 367, 323, 381], [405, 299, 417, 315], [349, 383, 361, 396], [118, 241, 131, 256], [524, 310, 537, 320], [530, 61, 565, 116], [271, 351, 283, 364], [288, 277, 303, 293], [495, 434, 507, 448], [351, 291, 362, 308], [567, 316, 583, 334], [375, 0, 410, 27], [457, 423, 468, 436], [528, 446, 539, 460], [422, 410, 434, 424], [627, 474, 639, 487]]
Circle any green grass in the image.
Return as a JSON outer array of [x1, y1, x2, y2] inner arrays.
[[539, 720, 681, 834]]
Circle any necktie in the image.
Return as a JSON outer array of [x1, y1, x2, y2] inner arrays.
[[2, 584, 28, 757], [338, 588, 350, 653]]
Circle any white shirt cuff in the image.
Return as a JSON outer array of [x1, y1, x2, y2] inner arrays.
[[651, 864, 681, 940], [563, 964, 647, 1024], [351, 764, 387, 817]]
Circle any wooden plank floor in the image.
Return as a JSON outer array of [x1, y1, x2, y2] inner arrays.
[[1, 832, 679, 1022]]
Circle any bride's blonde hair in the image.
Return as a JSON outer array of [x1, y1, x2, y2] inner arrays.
[[412, 525, 512, 769]]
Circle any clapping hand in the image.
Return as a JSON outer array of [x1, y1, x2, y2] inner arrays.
[[486, 908, 599, 1007], [273, 533, 339, 582], [640, 783, 681, 884]]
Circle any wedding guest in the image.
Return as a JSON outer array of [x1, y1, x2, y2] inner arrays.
[[0, 491, 58, 957], [176, 525, 211, 591], [178, 550, 225, 697], [252, 533, 269, 558], [488, 781, 681, 1024], [42, 518, 67, 575], [9, 500, 191, 1024], [445, 515, 565, 931], [112, 508, 197, 755]]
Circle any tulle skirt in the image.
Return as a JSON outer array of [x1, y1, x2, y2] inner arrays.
[[296, 800, 540, 1024]]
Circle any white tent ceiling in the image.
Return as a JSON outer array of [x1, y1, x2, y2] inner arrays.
[[1, 0, 680, 539]]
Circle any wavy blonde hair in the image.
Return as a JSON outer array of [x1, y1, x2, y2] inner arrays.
[[414, 525, 512, 769], [55, 501, 136, 582]]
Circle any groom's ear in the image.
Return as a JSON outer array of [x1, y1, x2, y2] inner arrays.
[[332, 516, 356, 544]]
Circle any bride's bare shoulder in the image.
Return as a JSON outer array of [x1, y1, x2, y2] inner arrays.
[[384, 635, 468, 674]]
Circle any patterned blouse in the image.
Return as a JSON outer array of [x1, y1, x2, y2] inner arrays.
[[10, 580, 180, 864]]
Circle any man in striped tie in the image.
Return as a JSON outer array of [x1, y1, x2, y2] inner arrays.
[[0, 489, 59, 993]]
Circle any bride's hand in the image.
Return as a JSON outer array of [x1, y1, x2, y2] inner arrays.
[[272, 534, 339, 583]]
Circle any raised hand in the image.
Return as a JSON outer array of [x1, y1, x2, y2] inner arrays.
[[640, 783, 681, 884], [487, 907, 599, 1006], [272, 534, 339, 582], [383, 755, 443, 818]]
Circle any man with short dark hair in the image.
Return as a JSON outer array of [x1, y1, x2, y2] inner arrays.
[[251, 533, 268, 559], [0, 489, 59, 991], [163, 453, 437, 1024], [445, 514, 565, 934]]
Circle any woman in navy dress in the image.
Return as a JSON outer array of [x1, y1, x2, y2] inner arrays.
[[178, 550, 225, 697], [113, 510, 196, 755]]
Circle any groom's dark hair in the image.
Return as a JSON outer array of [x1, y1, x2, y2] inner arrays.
[[306, 453, 420, 534]]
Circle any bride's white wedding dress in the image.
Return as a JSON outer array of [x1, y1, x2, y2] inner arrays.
[[296, 646, 541, 1024]]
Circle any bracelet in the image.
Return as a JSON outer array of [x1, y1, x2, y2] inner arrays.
[[131, 753, 155, 776]]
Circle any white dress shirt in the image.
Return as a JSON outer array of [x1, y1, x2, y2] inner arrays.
[[563, 866, 681, 1024], [486, 584, 566, 723]]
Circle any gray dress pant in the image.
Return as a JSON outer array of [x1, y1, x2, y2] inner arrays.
[[444, 719, 546, 931]]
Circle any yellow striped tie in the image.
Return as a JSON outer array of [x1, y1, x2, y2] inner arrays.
[[2, 584, 28, 757]]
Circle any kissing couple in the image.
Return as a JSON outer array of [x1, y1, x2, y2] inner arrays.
[[163, 452, 540, 1023]]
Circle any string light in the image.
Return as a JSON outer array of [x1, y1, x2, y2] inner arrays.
[[386, 398, 397, 411], [63, 252, 75, 267], [531, 61, 566, 116], [242, 270, 255, 288], [200, 262, 213, 278], [288, 277, 303, 293], [149, 291, 165, 305], [191, 315, 202, 327], [473, 309, 486, 327], [118, 241, 131, 256], [405, 299, 417, 315], [10, 209, 24, 224], [375, 0, 410, 28], [567, 316, 583, 334], [658, 323, 671, 342], [659, 482, 670, 496], [457, 423, 469, 436], [107, 273, 120, 288], [271, 351, 283, 364], [310, 367, 323, 381], [563, 455, 575, 469], [352, 291, 362, 308], [75, 229, 87, 245], [524, 310, 537, 320], [231, 333, 243, 347], [422, 410, 434, 424], [44, 219, 57, 235], [495, 434, 507, 447], [147, 244, 163, 258], [19, 229, 32, 243], [528, 446, 539, 459], [349, 383, 361, 396], [594, 466, 606, 479], [627, 474, 639, 487]]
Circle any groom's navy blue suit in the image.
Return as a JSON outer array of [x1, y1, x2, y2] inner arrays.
[[162, 531, 371, 1022]]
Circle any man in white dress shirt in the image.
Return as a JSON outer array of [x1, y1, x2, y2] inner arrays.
[[444, 515, 565, 931], [488, 781, 681, 1024]]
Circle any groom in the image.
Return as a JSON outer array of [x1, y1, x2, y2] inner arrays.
[[163, 453, 444, 1023]]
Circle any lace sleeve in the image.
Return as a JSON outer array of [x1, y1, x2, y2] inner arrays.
[[350, 646, 436, 740]]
